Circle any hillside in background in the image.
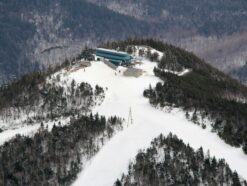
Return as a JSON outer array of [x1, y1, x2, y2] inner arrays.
[[88, 0, 247, 79], [0, 0, 151, 84], [88, 0, 247, 36], [1, 0, 247, 84]]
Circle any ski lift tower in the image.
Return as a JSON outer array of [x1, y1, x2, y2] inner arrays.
[[127, 107, 133, 126]]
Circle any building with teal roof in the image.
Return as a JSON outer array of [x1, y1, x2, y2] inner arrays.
[[96, 48, 133, 65]]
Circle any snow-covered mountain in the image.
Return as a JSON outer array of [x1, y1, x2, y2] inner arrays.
[[0, 40, 247, 185], [1, 0, 247, 85]]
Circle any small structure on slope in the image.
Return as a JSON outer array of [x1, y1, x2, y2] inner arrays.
[[95, 48, 133, 66]]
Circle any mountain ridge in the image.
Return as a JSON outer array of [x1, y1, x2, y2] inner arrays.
[[1, 0, 247, 84]]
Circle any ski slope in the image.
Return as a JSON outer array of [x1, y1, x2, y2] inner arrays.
[[67, 60, 247, 186], [0, 55, 246, 185]]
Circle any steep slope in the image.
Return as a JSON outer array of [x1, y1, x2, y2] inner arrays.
[[102, 39, 247, 153], [65, 59, 247, 185]]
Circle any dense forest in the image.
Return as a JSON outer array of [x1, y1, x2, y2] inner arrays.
[[0, 75, 104, 121], [0, 113, 123, 186], [115, 133, 246, 186], [103, 39, 247, 154]]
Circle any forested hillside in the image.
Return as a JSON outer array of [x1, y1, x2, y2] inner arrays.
[[0, 114, 123, 186], [103, 39, 247, 154], [231, 63, 247, 84], [115, 134, 246, 186], [89, 0, 247, 36], [0, 51, 104, 131]]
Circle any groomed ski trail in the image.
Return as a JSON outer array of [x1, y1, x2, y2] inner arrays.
[[69, 61, 247, 186]]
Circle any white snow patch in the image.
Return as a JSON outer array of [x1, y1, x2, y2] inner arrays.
[[178, 68, 191, 76], [0, 125, 40, 145], [68, 61, 247, 186]]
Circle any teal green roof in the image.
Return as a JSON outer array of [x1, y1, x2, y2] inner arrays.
[[96, 48, 132, 64]]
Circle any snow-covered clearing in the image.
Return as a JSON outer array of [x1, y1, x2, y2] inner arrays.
[[0, 117, 70, 145], [68, 60, 247, 186], [0, 125, 40, 145]]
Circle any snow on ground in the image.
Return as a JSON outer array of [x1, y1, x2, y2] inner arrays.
[[0, 117, 70, 145], [162, 68, 191, 76], [0, 115, 28, 131], [1, 55, 247, 185], [0, 125, 40, 145], [68, 60, 247, 186]]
